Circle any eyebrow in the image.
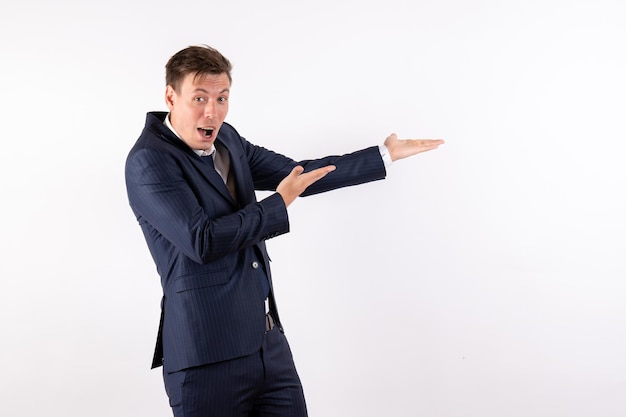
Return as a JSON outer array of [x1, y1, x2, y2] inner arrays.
[[193, 88, 230, 94]]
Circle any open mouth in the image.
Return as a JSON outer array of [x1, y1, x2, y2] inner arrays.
[[198, 127, 215, 138]]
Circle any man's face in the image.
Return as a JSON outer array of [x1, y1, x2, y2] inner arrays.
[[165, 72, 230, 151]]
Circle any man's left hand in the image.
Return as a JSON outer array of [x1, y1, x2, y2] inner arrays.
[[384, 133, 445, 162]]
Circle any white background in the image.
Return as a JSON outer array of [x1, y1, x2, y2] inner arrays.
[[1, 1, 625, 416]]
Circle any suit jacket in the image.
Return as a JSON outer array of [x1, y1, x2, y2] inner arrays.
[[125, 112, 386, 373]]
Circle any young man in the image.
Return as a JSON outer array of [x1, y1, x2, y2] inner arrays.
[[125, 45, 443, 417]]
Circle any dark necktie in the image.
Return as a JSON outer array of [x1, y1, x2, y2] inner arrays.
[[206, 148, 237, 202]]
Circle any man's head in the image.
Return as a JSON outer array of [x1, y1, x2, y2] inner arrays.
[[166, 45, 232, 90], [165, 45, 233, 151]]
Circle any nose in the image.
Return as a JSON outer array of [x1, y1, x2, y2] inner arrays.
[[204, 100, 215, 118]]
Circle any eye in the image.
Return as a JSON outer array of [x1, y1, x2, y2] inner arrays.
[[218, 96, 228, 103], [194, 96, 206, 102]]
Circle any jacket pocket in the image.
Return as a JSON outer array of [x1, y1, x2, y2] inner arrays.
[[173, 269, 230, 293]]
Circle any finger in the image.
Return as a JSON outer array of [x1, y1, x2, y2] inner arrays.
[[423, 139, 444, 145], [407, 139, 444, 144], [299, 165, 336, 186], [309, 165, 336, 177], [418, 140, 444, 147]]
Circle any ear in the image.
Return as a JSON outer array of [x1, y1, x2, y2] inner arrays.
[[165, 85, 176, 110]]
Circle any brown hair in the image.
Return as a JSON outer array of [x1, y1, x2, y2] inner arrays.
[[165, 45, 233, 91]]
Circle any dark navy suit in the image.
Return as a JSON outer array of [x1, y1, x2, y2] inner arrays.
[[125, 112, 386, 415]]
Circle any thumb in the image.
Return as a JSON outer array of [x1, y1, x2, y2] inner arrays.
[[290, 166, 305, 177], [384, 133, 398, 146]]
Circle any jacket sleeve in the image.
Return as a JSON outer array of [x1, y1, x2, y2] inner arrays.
[[241, 138, 387, 196]]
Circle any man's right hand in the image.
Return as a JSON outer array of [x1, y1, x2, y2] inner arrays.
[[277, 165, 336, 207]]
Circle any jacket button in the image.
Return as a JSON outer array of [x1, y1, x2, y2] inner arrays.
[[251, 261, 259, 269]]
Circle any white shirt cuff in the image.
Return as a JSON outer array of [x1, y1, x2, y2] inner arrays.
[[378, 144, 393, 169]]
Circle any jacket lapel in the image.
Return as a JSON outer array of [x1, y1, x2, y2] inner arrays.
[[189, 154, 236, 205], [148, 111, 245, 207], [215, 137, 252, 207]]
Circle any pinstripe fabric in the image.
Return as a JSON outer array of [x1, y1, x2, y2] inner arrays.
[[164, 327, 307, 417], [125, 111, 386, 375]]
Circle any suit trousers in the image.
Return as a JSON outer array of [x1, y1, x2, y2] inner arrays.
[[163, 326, 307, 417]]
